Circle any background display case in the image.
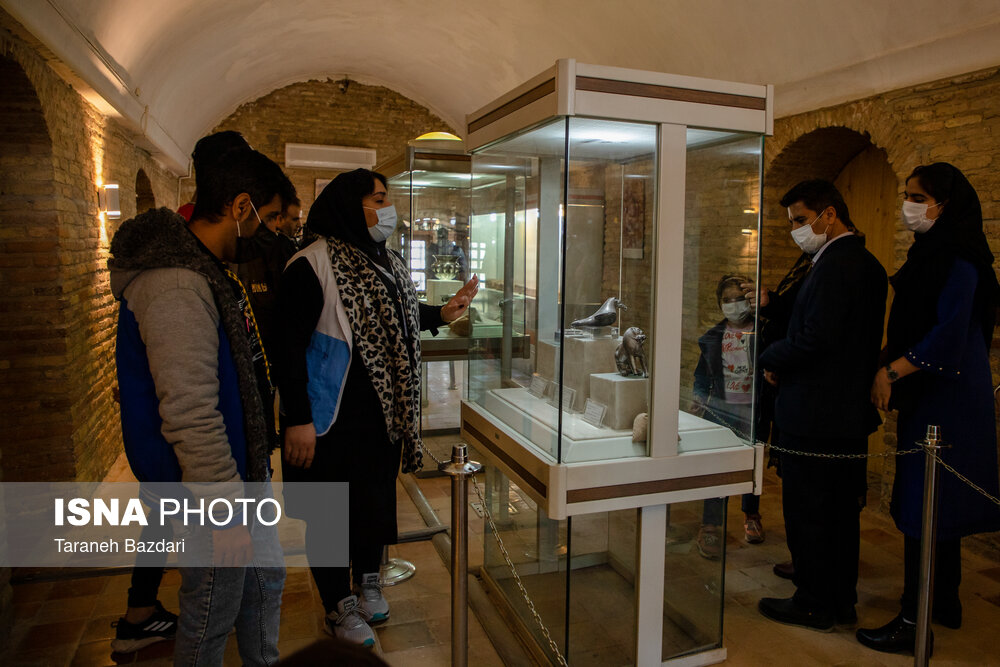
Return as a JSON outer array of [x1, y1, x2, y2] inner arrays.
[[462, 60, 772, 666], [377, 138, 500, 433]]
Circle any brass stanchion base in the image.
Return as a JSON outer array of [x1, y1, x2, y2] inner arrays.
[[380, 557, 416, 586]]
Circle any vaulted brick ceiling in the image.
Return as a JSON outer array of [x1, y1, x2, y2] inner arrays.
[[4, 0, 1000, 173]]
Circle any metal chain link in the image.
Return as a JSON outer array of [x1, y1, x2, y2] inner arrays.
[[928, 450, 1000, 507], [765, 443, 924, 460], [697, 404, 924, 460], [420, 441, 446, 467], [471, 474, 570, 667], [418, 441, 568, 664]]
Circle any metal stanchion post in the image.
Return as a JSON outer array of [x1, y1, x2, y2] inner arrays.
[[439, 444, 483, 667], [915, 424, 944, 666]]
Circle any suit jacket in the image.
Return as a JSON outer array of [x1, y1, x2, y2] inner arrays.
[[758, 234, 887, 447]]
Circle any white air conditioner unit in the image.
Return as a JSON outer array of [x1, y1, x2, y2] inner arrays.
[[284, 143, 377, 170]]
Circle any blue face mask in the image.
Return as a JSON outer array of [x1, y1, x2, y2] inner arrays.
[[364, 204, 397, 242]]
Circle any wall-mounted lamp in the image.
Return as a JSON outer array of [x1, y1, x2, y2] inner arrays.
[[98, 182, 121, 219], [741, 228, 753, 235], [743, 208, 757, 215]]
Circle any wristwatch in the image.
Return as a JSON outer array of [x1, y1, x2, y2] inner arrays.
[[883, 364, 900, 383]]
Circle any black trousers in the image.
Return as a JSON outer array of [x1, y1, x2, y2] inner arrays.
[[127, 506, 173, 608], [901, 535, 962, 620], [780, 434, 867, 613]]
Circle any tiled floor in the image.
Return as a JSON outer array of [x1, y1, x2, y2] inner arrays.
[[6, 435, 1000, 665]]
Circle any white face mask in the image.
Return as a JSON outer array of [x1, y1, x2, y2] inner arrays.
[[364, 204, 397, 242], [721, 299, 751, 323], [790, 209, 830, 254], [901, 200, 942, 234]]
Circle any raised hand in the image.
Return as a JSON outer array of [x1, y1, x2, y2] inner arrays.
[[442, 275, 480, 322]]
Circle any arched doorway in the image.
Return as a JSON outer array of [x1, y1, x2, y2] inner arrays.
[[762, 127, 897, 481], [0, 52, 60, 648], [135, 168, 155, 213], [0, 55, 69, 482]]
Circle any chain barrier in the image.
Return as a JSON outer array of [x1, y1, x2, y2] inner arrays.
[[419, 442, 570, 666], [470, 475, 570, 667], [419, 418, 996, 667], [697, 404, 924, 460], [928, 450, 1000, 507]]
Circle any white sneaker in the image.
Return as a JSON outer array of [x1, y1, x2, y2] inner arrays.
[[358, 572, 390, 623], [325, 595, 374, 647]]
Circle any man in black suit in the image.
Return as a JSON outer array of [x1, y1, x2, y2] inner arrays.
[[757, 180, 887, 631]]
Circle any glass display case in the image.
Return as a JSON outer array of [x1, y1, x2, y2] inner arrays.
[[377, 138, 503, 432], [462, 60, 772, 666]]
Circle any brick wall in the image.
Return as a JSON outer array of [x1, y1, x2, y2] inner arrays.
[[189, 78, 456, 214], [763, 66, 1000, 551], [0, 16, 178, 486]]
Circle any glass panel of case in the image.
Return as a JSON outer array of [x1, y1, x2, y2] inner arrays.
[[662, 499, 725, 660], [387, 163, 472, 432], [678, 130, 764, 452], [483, 461, 639, 665], [469, 118, 657, 464]]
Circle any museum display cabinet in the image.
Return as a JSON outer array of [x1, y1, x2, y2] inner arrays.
[[462, 60, 772, 666], [377, 137, 529, 432]]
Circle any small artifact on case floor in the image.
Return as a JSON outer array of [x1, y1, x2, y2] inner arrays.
[[571, 296, 624, 328], [615, 327, 648, 377], [632, 412, 648, 443], [448, 315, 470, 336]]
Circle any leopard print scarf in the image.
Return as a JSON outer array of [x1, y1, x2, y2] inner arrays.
[[325, 237, 424, 473]]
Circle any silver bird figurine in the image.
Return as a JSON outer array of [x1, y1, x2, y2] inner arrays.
[[571, 297, 625, 328]]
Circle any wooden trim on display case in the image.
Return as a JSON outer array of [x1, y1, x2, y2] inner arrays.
[[566, 469, 752, 504], [467, 78, 557, 133], [461, 414, 548, 499], [412, 152, 470, 163], [575, 76, 767, 110]]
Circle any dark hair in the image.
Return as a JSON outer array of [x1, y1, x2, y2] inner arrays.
[[306, 168, 388, 257], [716, 274, 750, 306], [279, 182, 300, 215], [906, 163, 973, 225], [780, 179, 852, 227], [190, 148, 287, 222], [191, 131, 250, 174]]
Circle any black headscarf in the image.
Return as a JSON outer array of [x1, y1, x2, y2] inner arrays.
[[305, 168, 391, 270], [887, 162, 999, 361]]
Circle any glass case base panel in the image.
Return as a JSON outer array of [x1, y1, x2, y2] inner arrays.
[[485, 387, 645, 463], [483, 388, 746, 462]]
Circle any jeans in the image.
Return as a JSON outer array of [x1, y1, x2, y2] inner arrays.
[[173, 489, 285, 666]]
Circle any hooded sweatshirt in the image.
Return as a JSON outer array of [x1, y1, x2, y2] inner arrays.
[[109, 207, 271, 487]]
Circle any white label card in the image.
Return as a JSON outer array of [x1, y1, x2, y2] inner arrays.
[[560, 387, 577, 412], [583, 399, 607, 428], [528, 375, 548, 398]]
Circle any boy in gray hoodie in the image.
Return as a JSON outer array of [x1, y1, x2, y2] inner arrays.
[[110, 147, 289, 665]]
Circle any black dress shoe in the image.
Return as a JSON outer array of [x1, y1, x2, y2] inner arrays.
[[758, 596, 834, 632], [772, 561, 795, 580], [856, 613, 933, 656]]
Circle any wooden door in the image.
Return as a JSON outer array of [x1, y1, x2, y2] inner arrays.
[[835, 145, 898, 472]]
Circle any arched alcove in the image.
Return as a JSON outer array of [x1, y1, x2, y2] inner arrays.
[[0, 51, 60, 649], [761, 126, 898, 490], [0, 55, 69, 482], [135, 168, 155, 214]]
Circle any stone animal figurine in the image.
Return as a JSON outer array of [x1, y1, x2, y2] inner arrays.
[[615, 327, 648, 377], [572, 297, 625, 328]]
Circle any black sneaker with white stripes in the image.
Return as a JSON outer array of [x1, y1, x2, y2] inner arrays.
[[110, 601, 178, 653]]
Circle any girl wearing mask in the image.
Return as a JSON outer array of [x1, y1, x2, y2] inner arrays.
[[277, 169, 477, 647], [858, 163, 1000, 655], [692, 275, 763, 557]]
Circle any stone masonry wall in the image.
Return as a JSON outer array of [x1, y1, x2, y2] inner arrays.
[[764, 66, 1000, 551], [189, 78, 456, 214], [0, 16, 178, 485]]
